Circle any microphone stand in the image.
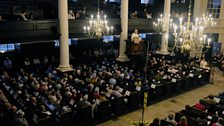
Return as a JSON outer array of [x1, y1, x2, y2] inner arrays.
[[139, 40, 150, 126]]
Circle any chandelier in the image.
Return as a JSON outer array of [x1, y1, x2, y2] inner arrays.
[[153, 0, 216, 54], [83, 0, 113, 38], [153, 14, 166, 33]]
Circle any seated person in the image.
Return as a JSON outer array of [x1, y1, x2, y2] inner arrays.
[[149, 117, 160, 126], [177, 116, 189, 126], [15, 9, 28, 21], [168, 66, 179, 74], [200, 58, 210, 69], [13, 110, 29, 126], [68, 10, 75, 19], [204, 95, 217, 115], [130, 11, 138, 19], [194, 100, 206, 111], [212, 118, 224, 126], [166, 113, 177, 125], [145, 12, 152, 19]]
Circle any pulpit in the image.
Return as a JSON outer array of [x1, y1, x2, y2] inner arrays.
[[126, 39, 145, 55]]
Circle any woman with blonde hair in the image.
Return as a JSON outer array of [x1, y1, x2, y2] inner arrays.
[[177, 116, 189, 126]]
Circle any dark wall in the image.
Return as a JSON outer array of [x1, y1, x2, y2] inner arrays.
[[20, 42, 55, 57]]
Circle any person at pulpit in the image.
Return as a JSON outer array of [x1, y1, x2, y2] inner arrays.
[[131, 29, 142, 52], [131, 29, 141, 42]]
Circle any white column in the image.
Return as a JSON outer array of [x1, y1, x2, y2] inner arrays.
[[158, 0, 170, 55], [57, 0, 73, 72], [116, 0, 129, 62]]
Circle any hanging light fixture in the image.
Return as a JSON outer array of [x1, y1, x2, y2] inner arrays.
[[153, 0, 216, 55], [153, 14, 167, 33], [83, 0, 113, 38]]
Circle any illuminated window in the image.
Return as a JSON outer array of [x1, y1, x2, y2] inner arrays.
[[206, 0, 222, 18], [0, 43, 19, 52], [141, 0, 149, 4]]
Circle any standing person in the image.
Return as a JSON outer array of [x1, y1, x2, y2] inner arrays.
[[131, 29, 142, 52], [131, 29, 141, 43]]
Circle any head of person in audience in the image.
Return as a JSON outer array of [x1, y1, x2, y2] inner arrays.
[[11, 105, 17, 112], [199, 99, 205, 105], [4, 102, 11, 110], [179, 116, 188, 125], [185, 105, 191, 110], [0, 89, 3, 95], [40, 105, 46, 112], [30, 96, 37, 105], [208, 94, 214, 99], [83, 94, 88, 101], [218, 118, 224, 125], [16, 110, 25, 118], [168, 113, 175, 120], [151, 117, 160, 125]]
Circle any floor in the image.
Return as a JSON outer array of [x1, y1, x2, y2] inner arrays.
[[97, 70, 224, 126]]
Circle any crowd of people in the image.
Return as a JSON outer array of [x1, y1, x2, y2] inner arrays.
[[0, 47, 213, 125], [130, 9, 153, 19], [149, 93, 224, 126], [211, 53, 224, 72], [0, 1, 155, 21]]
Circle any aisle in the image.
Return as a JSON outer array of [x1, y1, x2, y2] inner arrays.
[[97, 72, 224, 126]]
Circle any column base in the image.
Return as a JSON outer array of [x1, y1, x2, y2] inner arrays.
[[57, 65, 73, 72], [156, 50, 170, 55], [116, 56, 130, 62]]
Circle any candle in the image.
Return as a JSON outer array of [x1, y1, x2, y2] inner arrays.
[[180, 38, 183, 42], [174, 25, 177, 33], [83, 26, 86, 33], [203, 35, 207, 41], [111, 26, 114, 34], [97, 14, 100, 20], [199, 37, 203, 42], [208, 38, 211, 46], [179, 17, 183, 25], [89, 20, 92, 27]]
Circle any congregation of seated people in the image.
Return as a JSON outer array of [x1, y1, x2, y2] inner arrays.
[[0, 50, 212, 126], [149, 93, 224, 126]]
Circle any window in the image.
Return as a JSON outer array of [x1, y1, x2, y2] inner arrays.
[[206, 0, 222, 18], [139, 33, 146, 39], [0, 43, 20, 52], [107, 0, 120, 3], [141, 0, 150, 4], [103, 35, 114, 43], [54, 39, 71, 47]]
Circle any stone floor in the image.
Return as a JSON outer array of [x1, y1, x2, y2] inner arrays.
[[97, 70, 224, 126]]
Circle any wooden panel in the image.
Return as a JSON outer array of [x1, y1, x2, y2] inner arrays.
[[8, 21, 34, 31], [0, 21, 8, 32], [36, 22, 57, 30]]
